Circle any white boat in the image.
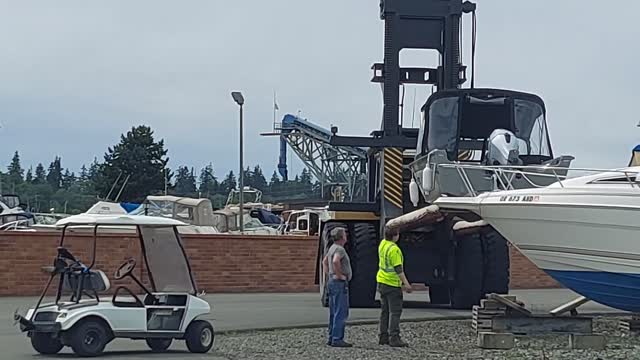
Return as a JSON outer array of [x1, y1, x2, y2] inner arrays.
[[434, 165, 640, 313]]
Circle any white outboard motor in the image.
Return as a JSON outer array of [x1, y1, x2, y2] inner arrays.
[[486, 129, 522, 166]]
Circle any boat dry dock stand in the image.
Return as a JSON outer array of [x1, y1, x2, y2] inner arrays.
[[473, 294, 606, 350]]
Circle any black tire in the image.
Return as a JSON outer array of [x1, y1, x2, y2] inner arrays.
[[347, 222, 379, 308], [185, 320, 214, 353], [146, 338, 172, 352], [480, 228, 510, 295], [319, 222, 346, 307], [69, 318, 111, 357], [450, 233, 484, 309], [30, 333, 63, 355], [428, 284, 451, 305]]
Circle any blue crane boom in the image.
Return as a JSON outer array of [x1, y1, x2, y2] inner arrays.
[[263, 114, 368, 201]]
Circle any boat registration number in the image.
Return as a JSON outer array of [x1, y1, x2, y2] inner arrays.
[[499, 195, 539, 202]]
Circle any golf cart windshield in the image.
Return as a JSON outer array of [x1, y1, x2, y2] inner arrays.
[[418, 90, 552, 162], [139, 226, 195, 293]]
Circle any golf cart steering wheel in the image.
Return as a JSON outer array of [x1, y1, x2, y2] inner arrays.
[[114, 258, 136, 280]]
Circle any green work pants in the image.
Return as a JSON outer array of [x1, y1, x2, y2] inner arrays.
[[378, 282, 403, 337]]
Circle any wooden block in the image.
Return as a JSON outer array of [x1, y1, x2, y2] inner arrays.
[[477, 332, 514, 349], [492, 315, 592, 335], [480, 299, 506, 310], [487, 294, 531, 316], [569, 334, 606, 350], [474, 310, 505, 315], [473, 320, 493, 327]]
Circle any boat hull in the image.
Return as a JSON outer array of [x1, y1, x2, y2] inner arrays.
[[436, 187, 640, 312]]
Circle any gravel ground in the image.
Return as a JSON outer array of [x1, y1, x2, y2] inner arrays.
[[210, 316, 640, 360]]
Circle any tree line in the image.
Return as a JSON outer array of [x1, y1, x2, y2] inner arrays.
[[1, 125, 324, 214]]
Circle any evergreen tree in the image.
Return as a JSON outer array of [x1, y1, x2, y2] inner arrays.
[[174, 165, 197, 196], [269, 170, 281, 197], [79, 165, 89, 181], [94, 125, 170, 202], [62, 169, 76, 189], [220, 171, 237, 194], [33, 163, 46, 184], [25, 166, 33, 183], [252, 165, 268, 191], [88, 158, 100, 182], [198, 163, 218, 197], [242, 166, 253, 189], [46, 156, 63, 190], [7, 151, 24, 184]]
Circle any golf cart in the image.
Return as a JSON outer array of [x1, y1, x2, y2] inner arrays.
[[13, 214, 214, 357]]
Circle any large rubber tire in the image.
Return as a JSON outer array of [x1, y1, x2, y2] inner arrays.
[[146, 338, 172, 352], [480, 229, 510, 295], [30, 333, 63, 355], [450, 233, 485, 309], [185, 320, 214, 353], [319, 222, 347, 307], [347, 222, 379, 308], [428, 284, 451, 305], [69, 319, 111, 357]]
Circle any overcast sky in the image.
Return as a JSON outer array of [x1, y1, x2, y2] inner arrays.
[[0, 0, 638, 180]]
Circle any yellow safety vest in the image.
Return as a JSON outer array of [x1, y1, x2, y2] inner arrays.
[[376, 239, 403, 287]]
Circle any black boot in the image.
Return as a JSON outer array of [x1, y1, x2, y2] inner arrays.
[[379, 334, 389, 345], [389, 335, 408, 347], [330, 340, 353, 347]]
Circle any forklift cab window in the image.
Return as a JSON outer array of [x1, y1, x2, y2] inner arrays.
[[423, 96, 459, 157]]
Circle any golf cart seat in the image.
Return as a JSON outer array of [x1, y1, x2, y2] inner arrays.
[[63, 269, 111, 293]]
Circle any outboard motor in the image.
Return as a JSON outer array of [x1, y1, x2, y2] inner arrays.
[[486, 129, 522, 166]]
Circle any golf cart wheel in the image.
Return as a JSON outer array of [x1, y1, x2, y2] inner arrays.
[[185, 320, 214, 353], [428, 284, 451, 305], [69, 318, 111, 357], [30, 332, 63, 354], [146, 338, 172, 352]]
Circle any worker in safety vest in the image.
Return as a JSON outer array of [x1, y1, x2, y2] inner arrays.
[[376, 225, 412, 347]]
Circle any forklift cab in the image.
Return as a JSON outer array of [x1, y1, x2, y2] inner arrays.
[[416, 88, 555, 165], [410, 88, 574, 202]]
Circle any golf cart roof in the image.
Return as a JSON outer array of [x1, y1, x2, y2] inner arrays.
[[56, 214, 187, 228]]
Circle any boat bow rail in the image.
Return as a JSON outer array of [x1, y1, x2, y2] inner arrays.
[[429, 163, 640, 198]]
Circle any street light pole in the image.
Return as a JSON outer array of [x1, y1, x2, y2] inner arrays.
[[231, 91, 245, 234]]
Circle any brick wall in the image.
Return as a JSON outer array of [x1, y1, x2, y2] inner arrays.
[[508, 243, 560, 289], [0, 231, 558, 296]]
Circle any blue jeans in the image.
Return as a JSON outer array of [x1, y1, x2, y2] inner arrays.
[[327, 278, 349, 343]]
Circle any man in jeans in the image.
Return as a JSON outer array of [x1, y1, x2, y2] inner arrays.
[[377, 225, 412, 347], [322, 227, 352, 347]]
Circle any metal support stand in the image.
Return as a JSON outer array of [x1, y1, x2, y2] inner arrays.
[[549, 296, 590, 316]]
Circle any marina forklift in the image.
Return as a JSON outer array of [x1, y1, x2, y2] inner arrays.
[[316, 0, 573, 309]]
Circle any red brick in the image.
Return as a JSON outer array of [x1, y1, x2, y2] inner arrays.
[[0, 231, 558, 296]]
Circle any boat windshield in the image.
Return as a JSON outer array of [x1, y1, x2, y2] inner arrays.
[[143, 200, 175, 218], [513, 99, 551, 158]]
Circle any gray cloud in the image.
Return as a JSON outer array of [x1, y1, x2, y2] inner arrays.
[[0, 0, 637, 179]]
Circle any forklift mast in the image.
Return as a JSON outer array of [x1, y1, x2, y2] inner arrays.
[[329, 0, 476, 221]]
